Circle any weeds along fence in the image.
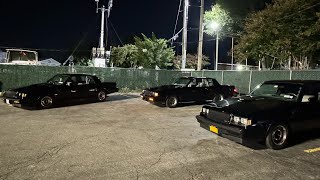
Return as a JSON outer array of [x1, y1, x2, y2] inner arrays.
[[0, 65, 320, 94]]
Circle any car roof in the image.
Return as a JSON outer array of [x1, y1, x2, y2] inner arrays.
[[57, 74, 95, 76], [264, 80, 320, 85], [181, 76, 214, 79]]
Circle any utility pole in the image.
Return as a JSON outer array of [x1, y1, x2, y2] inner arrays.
[[231, 36, 234, 70], [99, 5, 106, 49], [181, 0, 189, 70], [197, 0, 204, 71], [215, 32, 219, 70]]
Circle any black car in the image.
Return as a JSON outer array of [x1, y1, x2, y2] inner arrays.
[[2, 74, 118, 108], [197, 80, 320, 149], [141, 76, 238, 108]]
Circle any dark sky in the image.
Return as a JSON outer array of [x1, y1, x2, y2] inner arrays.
[[0, 0, 222, 61]]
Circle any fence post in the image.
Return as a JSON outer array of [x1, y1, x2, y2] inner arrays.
[[221, 71, 224, 84], [289, 70, 292, 80], [248, 70, 253, 94]]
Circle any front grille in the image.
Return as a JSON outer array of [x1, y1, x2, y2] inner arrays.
[[4, 91, 18, 98], [208, 110, 231, 124], [143, 90, 154, 96]]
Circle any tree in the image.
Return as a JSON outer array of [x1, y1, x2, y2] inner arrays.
[[133, 33, 175, 69], [111, 44, 138, 68], [74, 57, 93, 66], [174, 54, 210, 70], [234, 0, 320, 70], [204, 4, 233, 37]]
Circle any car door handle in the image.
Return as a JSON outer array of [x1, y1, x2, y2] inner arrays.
[[71, 90, 76, 93], [89, 88, 97, 92]]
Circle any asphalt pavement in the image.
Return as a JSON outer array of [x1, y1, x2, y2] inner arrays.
[[0, 93, 319, 180]]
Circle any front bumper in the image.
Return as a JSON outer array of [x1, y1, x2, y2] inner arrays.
[[196, 115, 266, 148]]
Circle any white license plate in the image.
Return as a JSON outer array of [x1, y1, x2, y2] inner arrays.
[[5, 99, 10, 104]]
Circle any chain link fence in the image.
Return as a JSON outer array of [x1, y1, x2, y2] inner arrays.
[[1, 65, 320, 94]]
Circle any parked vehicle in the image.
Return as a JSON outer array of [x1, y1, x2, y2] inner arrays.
[[196, 80, 320, 150], [2, 74, 118, 108], [141, 76, 238, 108], [0, 49, 38, 65]]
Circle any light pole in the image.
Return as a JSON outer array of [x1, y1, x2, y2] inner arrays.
[[209, 22, 220, 70]]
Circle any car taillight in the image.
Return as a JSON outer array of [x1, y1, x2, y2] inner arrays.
[[233, 88, 238, 94]]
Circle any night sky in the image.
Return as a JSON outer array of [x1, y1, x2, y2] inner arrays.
[[0, 0, 238, 63]]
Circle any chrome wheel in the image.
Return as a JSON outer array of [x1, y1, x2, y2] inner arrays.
[[166, 96, 178, 108], [40, 96, 53, 108], [266, 123, 289, 150], [97, 91, 106, 101], [271, 125, 287, 146]]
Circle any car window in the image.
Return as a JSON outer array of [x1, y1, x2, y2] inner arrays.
[[207, 79, 215, 87], [86, 76, 96, 84]]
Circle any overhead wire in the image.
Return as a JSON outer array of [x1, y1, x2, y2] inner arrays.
[[171, 0, 183, 46]]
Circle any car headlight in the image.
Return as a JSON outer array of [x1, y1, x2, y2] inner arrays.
[[201, 107, 210, 115], [153, 92, 159, 97], [231, 116, 252, 126], [18, 93, 27, 99]]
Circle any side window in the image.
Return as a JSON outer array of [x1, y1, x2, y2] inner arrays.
[[207, 79, 214, 86], [202, 79, 209, 87], [301, 86, 316, 103], [76, 76, 86, 85], [86, 76, 96, 84]]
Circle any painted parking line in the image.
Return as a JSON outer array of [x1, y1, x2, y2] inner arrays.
[[304, 147, 320, 153]]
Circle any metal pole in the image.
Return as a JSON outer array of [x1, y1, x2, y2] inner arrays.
[[215, 32, 219, 70], [231, 37, 234, 70], [197, 0, 204, 71], [99, 5, 106, 49], [182, 0, 189, 70]]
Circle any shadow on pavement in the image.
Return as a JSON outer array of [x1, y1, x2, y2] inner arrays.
[[22, 94, 141, 110], [289, 130, 320, 148]]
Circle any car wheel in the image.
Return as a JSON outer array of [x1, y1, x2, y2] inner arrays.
[[39, 96, 54, 109], [213, 94, 224, 102], [97, 90, 107, 102], [166, 96, 178, 108], [266, 124, 289, 150]]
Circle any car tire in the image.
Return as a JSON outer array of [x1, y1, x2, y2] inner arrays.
[[266, 123, 289, 150], [39, 96, 54, 109], [166, 96, 178, 108], [213, 94, 224, 102], [97, 90, 107, 102]]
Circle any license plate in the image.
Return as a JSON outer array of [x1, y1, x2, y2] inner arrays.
[[210, 126, 219, 134], [5, 99, 10, 104]]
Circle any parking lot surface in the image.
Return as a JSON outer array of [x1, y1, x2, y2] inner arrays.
[[0, 93, 319, 180]]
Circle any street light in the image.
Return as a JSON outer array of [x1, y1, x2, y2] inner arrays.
[[209, 22, 220, 70]]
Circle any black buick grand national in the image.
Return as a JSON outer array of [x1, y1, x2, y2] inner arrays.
[[2, 74, 118, 109], [197, 80, 320, 150], [141, 77, 238, 108]]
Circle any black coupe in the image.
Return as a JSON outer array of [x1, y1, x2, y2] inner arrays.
[[197, 80, 320, 149], [2, 74, 118, 108], [141, 77, 238, 108]]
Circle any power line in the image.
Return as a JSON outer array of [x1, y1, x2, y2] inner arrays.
[[108, 19, 124, 46], [0, 46, 92, 52], [171, 0, 183, 46], [276, 1, 320, 21]]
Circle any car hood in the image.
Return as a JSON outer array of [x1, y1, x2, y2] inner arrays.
[[205, 95, 296, 118], [11, 83, 53, 93], [147, 85, 181, 92]]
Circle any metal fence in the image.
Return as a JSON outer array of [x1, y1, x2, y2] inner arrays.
[[0, 65, 320, 94]]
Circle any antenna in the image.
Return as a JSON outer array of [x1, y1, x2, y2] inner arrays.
[[95, 0, 99, 13]]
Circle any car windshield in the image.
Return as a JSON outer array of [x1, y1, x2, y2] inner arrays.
[[250, 83, 302, 101], [47, 75, 70, 85], [172, 78, 191, 87]]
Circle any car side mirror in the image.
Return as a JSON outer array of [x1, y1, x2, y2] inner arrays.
[[302, 95, 316, 103]]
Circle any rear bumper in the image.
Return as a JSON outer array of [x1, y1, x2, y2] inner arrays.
[[196, 115, 266, 148]]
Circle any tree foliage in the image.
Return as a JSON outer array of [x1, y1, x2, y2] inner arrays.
[[234, 0, 320, 69], [111, 44, 138, 68], [110, 34, 175, 69], [134, 33, 175, 69], [173, 54, 210, 70], [204, 4, 233, 37]]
